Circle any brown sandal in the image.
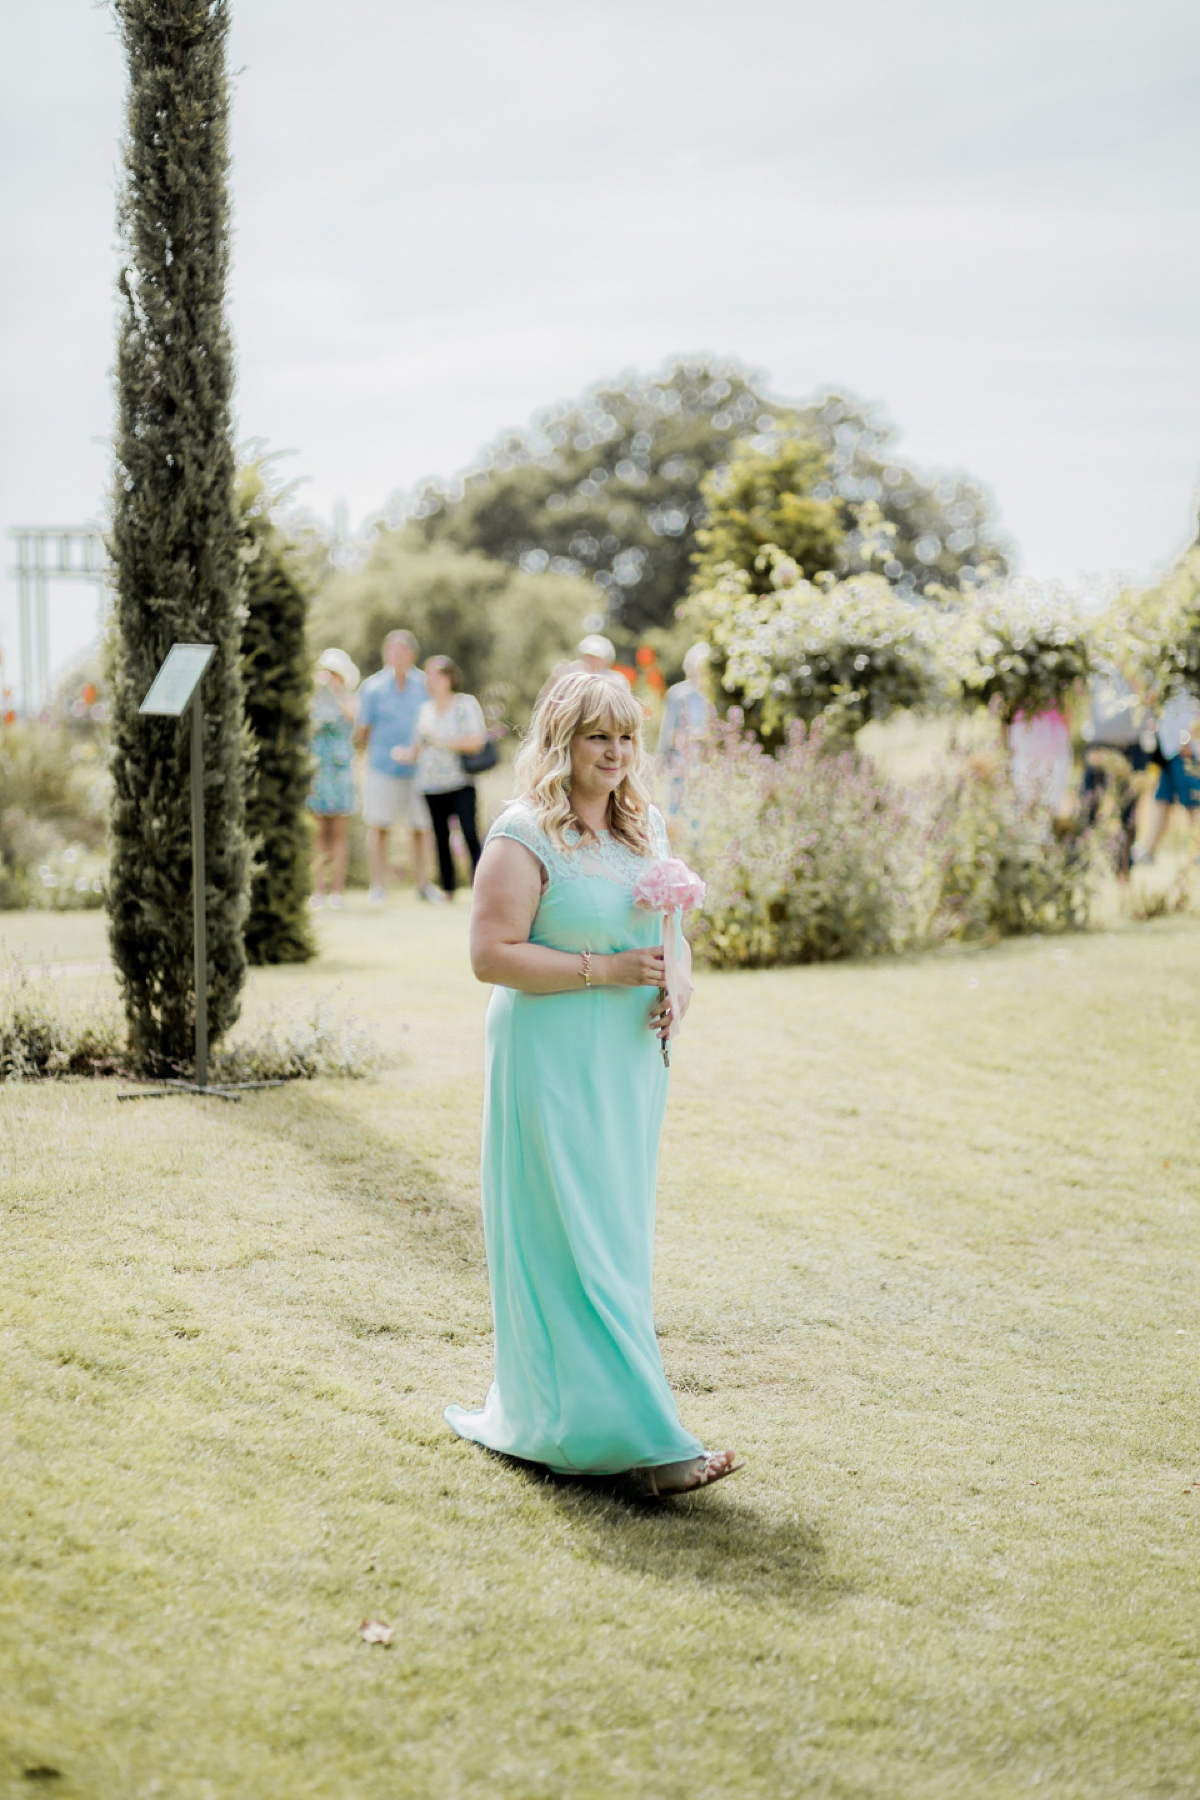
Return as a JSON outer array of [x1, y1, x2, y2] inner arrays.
[[626, 1450, 742, 1499]]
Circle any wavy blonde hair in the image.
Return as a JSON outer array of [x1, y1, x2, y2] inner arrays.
[[514, 671, 652, 853]]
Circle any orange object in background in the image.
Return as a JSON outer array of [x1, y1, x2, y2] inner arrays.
[[613, 664, 637, 686], [82, 683, 98, 705], [634, 644, 667, 696]]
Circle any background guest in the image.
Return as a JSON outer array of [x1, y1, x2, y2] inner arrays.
[[1134, 690, 1200, 864], [658, 642, 715, 764], [1080, 668, 1154, 870], [355, 629, 433, 904], [307, 647, 359, 908], [393, 655, 487, 900], [1009, 707, 1074, 813]]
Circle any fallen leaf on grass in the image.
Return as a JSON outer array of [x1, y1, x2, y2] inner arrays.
[[357, 1618, 393, 1645]]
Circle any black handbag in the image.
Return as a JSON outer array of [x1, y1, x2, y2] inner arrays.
[[462, 738, 498, 775]]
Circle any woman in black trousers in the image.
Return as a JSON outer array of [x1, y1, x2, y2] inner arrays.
[[394, 655, 487, 897]]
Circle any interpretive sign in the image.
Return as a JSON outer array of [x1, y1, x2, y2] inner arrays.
[[138, 644, 216, 1092], [138, 643, 215, 718]]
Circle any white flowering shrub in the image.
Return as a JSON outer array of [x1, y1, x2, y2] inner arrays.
[[959, 581, 1093, 723], [694, 551, 960, 744], [1097, 548, 1200, 701]]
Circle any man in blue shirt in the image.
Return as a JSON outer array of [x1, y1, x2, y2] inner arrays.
[[355, 630, 432, 901]]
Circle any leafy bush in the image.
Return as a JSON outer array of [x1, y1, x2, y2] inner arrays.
[[1099, 547, 1200, 700], [239, 462, 317, 965], [0, 964, 126, 1079], [925, 747, 1101, 940], [210, 1000, 379, 1084], [672, 720, 1103, 968], [0, 959, 378, 1085], [0, 725, 109, 910], [691, 556, 958, 746], [690, 434, 845, 593], [960, 581, 1093, 724], [672, 716, 933, 966]]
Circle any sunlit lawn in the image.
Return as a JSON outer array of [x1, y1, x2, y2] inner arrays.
[[2, 897, 1200, 1798]]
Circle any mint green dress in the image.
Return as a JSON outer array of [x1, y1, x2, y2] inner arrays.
[[445, 801, 704, 1475]]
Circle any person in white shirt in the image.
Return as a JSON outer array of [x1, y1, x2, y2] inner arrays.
[[1132, 691, 1200, 863], [392, 655, 488, 898]]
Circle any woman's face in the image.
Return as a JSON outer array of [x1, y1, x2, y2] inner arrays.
[[569, 720, 636, 798], [427, 665, 452, 702]]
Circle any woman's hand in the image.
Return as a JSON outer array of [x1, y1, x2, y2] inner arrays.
[[648, 989, 673, 1043], [390, 743, 419, 765], [600, 947, 665, 988]]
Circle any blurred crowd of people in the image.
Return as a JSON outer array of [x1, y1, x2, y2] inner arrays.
[[305, 630, 716, 905], [1017, 676, 1200, 870]]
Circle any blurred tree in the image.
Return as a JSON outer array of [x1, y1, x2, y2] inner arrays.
[[690, 434, 845, 590], [107, 0, 248, 1074], [239, 463, 316, 965], [396, 360, 1008, 644], [311, 532, 595, 730]]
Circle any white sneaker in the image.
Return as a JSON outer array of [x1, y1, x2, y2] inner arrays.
[[309, 893, 325, 910], [418, 884, 446, 903], [328, 892, 346, 909], [368, 886, 386, 905]]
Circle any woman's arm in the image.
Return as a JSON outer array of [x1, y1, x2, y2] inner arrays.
[[446, 697, 486, 755], [470, 838, 665, 994]]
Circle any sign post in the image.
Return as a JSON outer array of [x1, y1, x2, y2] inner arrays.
[[133, 644, 223, 1097], [119, 643, 288, 1104]]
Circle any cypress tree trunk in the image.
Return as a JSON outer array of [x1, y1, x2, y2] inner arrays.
[[239, 465, 317, 965], [107, 0, 248, 1073]]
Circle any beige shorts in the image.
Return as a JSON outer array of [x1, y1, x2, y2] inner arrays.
[[362, 768, 431, 832]]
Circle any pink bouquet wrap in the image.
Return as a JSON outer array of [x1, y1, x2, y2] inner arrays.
[[633, 857, 706, 1066]]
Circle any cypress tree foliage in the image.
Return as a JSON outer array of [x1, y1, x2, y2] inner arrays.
[[107, 0, 248, 1073], [239, 463, 316, 965]]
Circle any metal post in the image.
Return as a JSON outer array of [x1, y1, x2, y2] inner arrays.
[[17, 547, 30, 720], [34, 536, 49, 713], [190, 692, 208, 1089]]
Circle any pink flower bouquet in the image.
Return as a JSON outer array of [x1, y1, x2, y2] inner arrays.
[[633, 856, 706, 1068]]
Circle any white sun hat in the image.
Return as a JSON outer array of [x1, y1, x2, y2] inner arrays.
[[317, 647, 360, 691], [578, 634, 616, 664]]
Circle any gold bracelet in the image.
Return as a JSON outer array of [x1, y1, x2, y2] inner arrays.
[[580, 950, 592, 988]]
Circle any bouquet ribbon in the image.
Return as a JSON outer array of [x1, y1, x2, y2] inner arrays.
[[632, 857, 706, 1066]]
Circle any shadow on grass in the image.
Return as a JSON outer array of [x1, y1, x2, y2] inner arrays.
[[232, 1083, 485, 1272], [495, 1452, 835, 1603]]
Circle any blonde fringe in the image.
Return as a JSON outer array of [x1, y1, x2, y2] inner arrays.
[[514, 671, 652, 854]]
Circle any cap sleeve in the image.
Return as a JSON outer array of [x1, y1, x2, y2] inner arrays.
[[487, 801, 549, 874]]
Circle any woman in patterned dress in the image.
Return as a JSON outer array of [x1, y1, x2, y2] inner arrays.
[[307, 648, 359, 908]]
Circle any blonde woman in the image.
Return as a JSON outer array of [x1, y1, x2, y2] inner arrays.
[[307, 648, 359, 907], [445, 671, 738, 1496]]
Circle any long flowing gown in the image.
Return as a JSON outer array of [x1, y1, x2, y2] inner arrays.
[[444, 801, 704, 1475]]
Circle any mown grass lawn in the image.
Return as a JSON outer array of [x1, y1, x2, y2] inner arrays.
[[3, 899, 1199, 1800]]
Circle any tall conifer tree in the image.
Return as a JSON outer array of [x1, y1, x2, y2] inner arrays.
[[239, 464, 316, 965], [107, 0, 248, 1072]]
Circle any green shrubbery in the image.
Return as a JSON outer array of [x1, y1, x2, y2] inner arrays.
[[0, 726, 109, 910], [673, 720, 1103, 969], [311, 532, 594, 730], [239, 463, 317, 965], [0, 956, 377, 1085]]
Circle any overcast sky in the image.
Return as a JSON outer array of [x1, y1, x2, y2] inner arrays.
[[3, 0, 1199, 687]]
